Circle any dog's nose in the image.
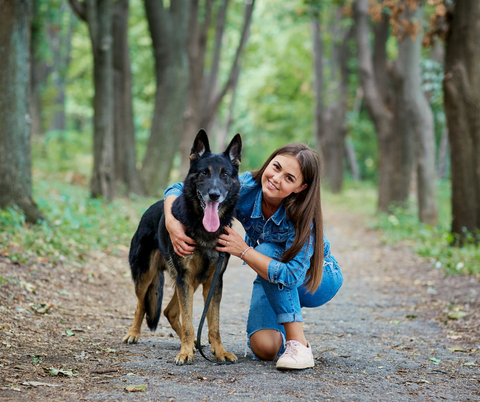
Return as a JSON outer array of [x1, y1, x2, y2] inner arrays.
[[208, 192, 220, 201]]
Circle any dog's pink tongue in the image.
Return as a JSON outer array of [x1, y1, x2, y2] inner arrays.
[[203, 201, 220, 232]]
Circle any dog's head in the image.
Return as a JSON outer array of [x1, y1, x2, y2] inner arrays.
[[186, 129, 242, 232]]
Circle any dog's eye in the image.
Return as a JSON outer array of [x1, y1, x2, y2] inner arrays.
[[221, 172, 229, 178], [201, 169, 209, 176]]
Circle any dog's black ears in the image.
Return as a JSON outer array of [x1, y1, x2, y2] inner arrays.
[[224, 133, 242, 167], [190, 129, 211, 162]]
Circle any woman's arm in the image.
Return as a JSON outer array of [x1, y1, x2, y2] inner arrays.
[[164, 194, 196, 257], [217, 226, 272, 281], [218, 227, 315, 287]]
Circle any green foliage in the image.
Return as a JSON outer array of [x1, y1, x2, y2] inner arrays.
[[0, 178, 154, 266], [0, 133, 155, 266], [371, 182, 480, 276], [233, 0, 316, 171]]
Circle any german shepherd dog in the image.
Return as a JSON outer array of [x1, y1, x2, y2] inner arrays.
[[123, 130, 241, 365]]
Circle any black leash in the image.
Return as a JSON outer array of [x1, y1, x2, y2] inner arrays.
[[196, 252, 234, 364]]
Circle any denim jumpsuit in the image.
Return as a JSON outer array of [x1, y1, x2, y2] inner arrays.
[[165, 172, 343, 358]]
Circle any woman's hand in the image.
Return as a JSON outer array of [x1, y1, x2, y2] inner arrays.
[[216, 226, 248, 258], [164, 195, 196, 257]]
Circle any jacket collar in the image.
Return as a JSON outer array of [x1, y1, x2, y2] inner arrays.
[[251, 189, 285, 225]]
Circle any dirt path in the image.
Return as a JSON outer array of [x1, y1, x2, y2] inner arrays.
[[1, 209, 479, 401]]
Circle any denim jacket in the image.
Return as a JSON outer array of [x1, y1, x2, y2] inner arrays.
[[164, 172, 338, 287]]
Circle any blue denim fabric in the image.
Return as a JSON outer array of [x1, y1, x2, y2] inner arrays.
[[245, 241, 343, 359]]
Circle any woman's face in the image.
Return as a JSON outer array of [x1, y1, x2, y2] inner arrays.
[[261, 154, 307, 203]]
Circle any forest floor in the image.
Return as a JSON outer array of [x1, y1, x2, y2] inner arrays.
[[0, 206, 479, 401]]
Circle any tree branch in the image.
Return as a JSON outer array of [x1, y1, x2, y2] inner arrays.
[[205, 0, 230, 104], [202, 0, 255, 127]]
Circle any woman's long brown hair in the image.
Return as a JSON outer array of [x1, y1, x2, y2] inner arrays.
[[252, 143, 324, 293]]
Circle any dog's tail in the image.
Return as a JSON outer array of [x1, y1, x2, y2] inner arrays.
[[143, 250, 164, 331], [144, 269, 164, 331]]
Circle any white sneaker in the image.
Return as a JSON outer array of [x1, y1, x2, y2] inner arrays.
[[276, 340, 314, 370]]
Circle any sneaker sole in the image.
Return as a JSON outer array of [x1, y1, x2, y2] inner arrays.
[[276, 360, 314, 370]]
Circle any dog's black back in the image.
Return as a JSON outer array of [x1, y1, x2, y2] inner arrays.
[[128, 130, 242, 332]]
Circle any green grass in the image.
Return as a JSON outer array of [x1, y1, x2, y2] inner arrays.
[[325, 180, 480, 276], [0, 132, 156, 266]]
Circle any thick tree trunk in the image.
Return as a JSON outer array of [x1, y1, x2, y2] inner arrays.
[[89, 1, 115, 200], [0, 0, 44, 223], [112, 0, 141, 195], [69, 0, 115, 200], [178, 0, 215, 178], [389, 41, 414, 207], [312, 9, 351, 193], [140, 0, 190, 195], [444, 0, 480, 241], [353, 0, 393, 211]]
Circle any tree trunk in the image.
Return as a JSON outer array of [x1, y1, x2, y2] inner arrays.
[[389, 40, 414, 207], [0, 0, 44, 223], [437, 128, 449, 179], [48, 4, 75, 133], [30, 0, 48, 137], [311, 17, 324, 164], [312, 8, 351, 193], [69, 0, 115, 200], [112, 0, 141, 196], [178, 0, 215, 179], [353, 0, 393, 211], [140, 0, 190, 195], [402, 6, 438, 226], [443, 0, 480, 241]]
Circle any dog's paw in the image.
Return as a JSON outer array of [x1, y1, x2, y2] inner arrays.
[[175, 352, 194, 365], [216, 351, 237, 363], [123, 331, 140, 344]]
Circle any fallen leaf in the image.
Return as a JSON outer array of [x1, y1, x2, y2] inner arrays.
[[43, 367, 77, 377], [65, 329, 75, 336], [429, 357, 441, 364], [463, 362, 476, 366], [446, 347, 465, 352], [125, 384, 147, 392], [22, 382, 61, 388], [447, 311, 467, 320]]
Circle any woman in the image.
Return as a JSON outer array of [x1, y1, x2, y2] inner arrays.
[[164, 143, 343, 370]]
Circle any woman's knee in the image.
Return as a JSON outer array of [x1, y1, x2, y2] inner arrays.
[[249, 330, 283, 361]]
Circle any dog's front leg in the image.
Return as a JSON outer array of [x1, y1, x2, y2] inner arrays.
[[203, 281, 237, 363], [175, 282, 195, 365]]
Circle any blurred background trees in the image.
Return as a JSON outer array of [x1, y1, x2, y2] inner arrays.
[[0, 0, 479, 249]]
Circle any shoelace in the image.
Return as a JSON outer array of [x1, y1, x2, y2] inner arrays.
[[284, 341, 300, 356]]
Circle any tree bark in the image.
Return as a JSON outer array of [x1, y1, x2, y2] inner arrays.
[[112, 0, 141, 195], [140, 0, 190, 195], [69, 0, 115, 200], [353, 0, 393, 211], [0, 0, 44, 223], [312, 7, 352, 193], [443, 0, 480, 241], [48, 4, 75, 133], [402, 6, 438, 226], [178, 0, 215, 178]]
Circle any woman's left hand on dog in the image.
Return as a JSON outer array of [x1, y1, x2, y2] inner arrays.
[[216, 226, 248, 258]]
